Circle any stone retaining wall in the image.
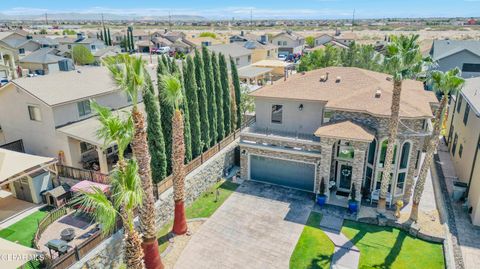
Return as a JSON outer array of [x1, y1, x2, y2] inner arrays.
[[70, 140, 238, 269]]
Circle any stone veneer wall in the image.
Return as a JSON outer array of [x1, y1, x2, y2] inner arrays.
[[70, 141, 238, 269], [331, 111, 428, 202]]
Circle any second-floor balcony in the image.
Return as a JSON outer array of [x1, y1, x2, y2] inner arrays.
[[242, 124, 320, 143]]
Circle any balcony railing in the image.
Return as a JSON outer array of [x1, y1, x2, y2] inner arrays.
[[242, 124, 320, 143]]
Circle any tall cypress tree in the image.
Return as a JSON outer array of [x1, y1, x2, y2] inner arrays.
[[194, 49, 210, 150], [202, 46, 217, 146], [107, 28, 112, 46], [181, 64, 192, 163], [144, 75, 167, 183], [157, 58, 173, 174], [184, 55, 202, 158], [99, 30, 104, 41], [212, 52, 224, 141], [170, 57, 179, 74], [162, 56, 170, 72], [219, 53, 231, 135], [230, 57, 242, 129], [103, 27, 108, 45]]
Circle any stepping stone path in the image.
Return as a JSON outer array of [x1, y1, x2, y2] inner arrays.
[[319, 215, 360, 269]]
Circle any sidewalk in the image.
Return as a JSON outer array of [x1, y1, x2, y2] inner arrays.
[[436, 140, 480, 269]]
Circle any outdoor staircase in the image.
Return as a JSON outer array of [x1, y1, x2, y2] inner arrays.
[[319, 215, 360, 269]]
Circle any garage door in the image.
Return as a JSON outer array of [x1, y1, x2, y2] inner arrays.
[[250, 155, 315, 192]]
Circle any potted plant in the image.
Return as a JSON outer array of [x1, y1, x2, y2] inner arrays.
[[316, 177, 327, 206], [348, 183, 359, 213]]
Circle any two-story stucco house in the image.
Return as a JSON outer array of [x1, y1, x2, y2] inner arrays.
[[0, 67, 148, 174], [271, 31, 305, 55], [430, 40, 480, 78], [207, 43, 252, 68], [240, 67, 437, 207], [0, 31, 41, 58], [57, 33, 106, 55], [445, 77, 480, 225]]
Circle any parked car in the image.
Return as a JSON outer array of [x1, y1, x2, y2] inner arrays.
[[155, 46, 171, 54], [278, 54, 287, 61]]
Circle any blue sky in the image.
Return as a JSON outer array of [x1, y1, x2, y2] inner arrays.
[[2, 0, 479, 19]]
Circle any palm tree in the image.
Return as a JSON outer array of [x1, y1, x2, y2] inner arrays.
[[378, 35, 425, 212], [81, 102, 144, 268], [81, 160, 144, 269], [104, 55, 163, 269], [409, 68, 464, 221], [160, 74, 188, 235]]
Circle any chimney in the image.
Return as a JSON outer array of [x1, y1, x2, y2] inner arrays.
[[375, 88, 382, 98], [335, 76, 341, 83], [240, 30, 244, 36], [319, 72, 329, 82]]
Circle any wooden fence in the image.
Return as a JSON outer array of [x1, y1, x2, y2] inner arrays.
[[46, 230, 107, 269], [33, 207, 69, 249], [57, 165, 109, 184]]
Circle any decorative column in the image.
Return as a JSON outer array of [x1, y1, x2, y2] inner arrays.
[[403, 138, 420, 203], [352, 142, 368, 202], [318, 138, 335, 200], [96, 147, 109, 174], [8, 54, 17, 79]]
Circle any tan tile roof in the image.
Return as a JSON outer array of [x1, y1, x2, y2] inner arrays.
[[250, 67, 438, 119], [314, 120, 375, 142]]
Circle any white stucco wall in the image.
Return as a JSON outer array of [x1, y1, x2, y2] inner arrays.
[[254, 97, 324, 134]]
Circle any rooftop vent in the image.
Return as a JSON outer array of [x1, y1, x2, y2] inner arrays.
[[375, 88, 382, 98], [335, 76, 341, 83], [319, 72, 329, 82]]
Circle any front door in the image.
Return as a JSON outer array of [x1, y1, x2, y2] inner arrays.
[[337, 162, 353, 192]]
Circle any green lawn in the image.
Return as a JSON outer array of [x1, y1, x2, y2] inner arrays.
[[157, 180, 239, 253], [342, 220, 445, 269], [290, 213, 445, 269], [290, 212, 335, 269], [0, 207, 51, 247]]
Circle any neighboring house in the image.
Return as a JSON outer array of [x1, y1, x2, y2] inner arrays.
[[0, 43, 18, 80], [271, 31, 305, 55], [32, 36, 60, 49], [207, 43, 252, 68], [0, 67, 147, 174], [57, 33, 106, 54], [444, 77, 480, 225], [0, 31, 40, 57], [0, 148, 57, 208], [240, 67, 437, 207], [187, 36, 222, 47], [430, 40, 480, 78], [19, 48, 74, 75], [313, 33, 354, 49], [230, 32, 278, 63], [93, 46, 121, 62]]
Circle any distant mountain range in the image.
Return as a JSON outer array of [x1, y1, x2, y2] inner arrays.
[[0, 13, 207, 21]]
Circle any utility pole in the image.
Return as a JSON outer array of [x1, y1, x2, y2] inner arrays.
[[45, 13, 48, 26], [169, 11, 172, 32], [250, 9, 253, 32], [352, 8, 355, 32], [101, 13, 105, 28]]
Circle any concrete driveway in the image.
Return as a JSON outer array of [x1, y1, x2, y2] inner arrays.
[[174, 181, 314, 269]]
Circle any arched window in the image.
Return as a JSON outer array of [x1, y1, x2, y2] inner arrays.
[[379, 140, 398, 167], [367, 139, 377, 165], [399, 142, 411, 170]]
